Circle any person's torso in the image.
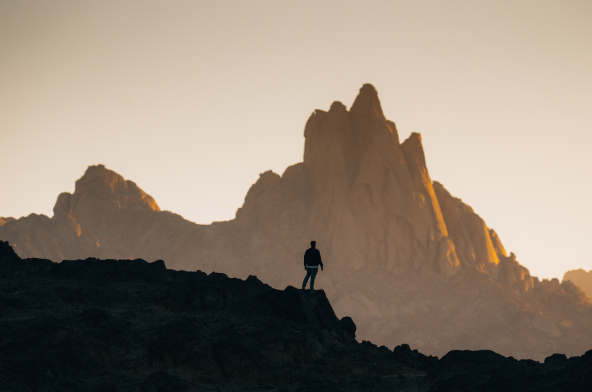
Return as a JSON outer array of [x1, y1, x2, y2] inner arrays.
[[304, 248, 321, 266]]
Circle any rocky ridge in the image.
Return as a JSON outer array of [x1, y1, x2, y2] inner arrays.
[[1, 241, 591, 391], [564, 269, 592, 299], [1, 85, 592, 360]]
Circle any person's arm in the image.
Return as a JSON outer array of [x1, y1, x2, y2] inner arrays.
[[304, 250, 307, 270], [318, 250, 324, 271]]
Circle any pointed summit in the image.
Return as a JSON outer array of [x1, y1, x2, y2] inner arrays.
[[72, 165, 160, 212], [349, 83, 386, 122]]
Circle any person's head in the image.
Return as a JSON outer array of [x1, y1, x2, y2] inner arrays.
[[310, 241, 316, 248]]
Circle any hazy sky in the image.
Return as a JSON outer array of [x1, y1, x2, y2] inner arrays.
[[1, 0, 591, 280]]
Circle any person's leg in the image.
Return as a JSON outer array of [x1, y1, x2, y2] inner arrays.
[[302, 268, 311, 289], [310, 268, 318, 290]]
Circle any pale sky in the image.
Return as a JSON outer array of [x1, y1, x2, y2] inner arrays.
[[1, 0, 591, 280]]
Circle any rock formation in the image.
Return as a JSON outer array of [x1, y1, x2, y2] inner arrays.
[[1, 241, 591, 391], [564, 269, 592, 299], [2, 84, 592, 360]]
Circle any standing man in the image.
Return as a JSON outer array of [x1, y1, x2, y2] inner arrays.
[[302, 241, 323, 293]]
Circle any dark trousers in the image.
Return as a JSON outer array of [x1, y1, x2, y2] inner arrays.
[[302, 268, 318, 290]]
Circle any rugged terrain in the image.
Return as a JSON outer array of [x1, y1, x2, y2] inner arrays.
[[564, 269, 592, 299], [2, 84, 592, 360], [1, 241, 591, 391]]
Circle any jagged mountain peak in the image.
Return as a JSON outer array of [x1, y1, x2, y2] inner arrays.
[[303, 84, 402, 184], [350, 83, 385, 120], [66, 164, 160, 214], [43, 164, 163, 260]]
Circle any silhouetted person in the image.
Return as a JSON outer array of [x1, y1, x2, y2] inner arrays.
[[302, 241, 323, 292]]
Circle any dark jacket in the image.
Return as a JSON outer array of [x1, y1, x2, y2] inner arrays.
[[304, 247, 323, 268]]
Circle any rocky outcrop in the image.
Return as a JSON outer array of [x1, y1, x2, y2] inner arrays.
[[2, 85, 592, 361], [433, 182, 535, 294], [564, 269, 592, 299], [1, 242, 591, 391]]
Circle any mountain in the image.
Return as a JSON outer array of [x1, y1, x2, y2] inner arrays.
[[564, 269, 592, 299], [2, 84, 592, 360], [1, 241, 591, 391]]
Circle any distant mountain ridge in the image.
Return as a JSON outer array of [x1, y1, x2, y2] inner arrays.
[[564, 269, 592, 299], [2, 84, 591, 360]]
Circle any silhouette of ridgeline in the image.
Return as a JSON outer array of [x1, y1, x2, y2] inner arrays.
[[2, 85, 592, 360], [1, 241, 591, 391]]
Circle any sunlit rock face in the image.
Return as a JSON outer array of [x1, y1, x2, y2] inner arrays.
[[2, 85, 592, 360], [564, 269, 592, 300], [432, 181, 535, 294]]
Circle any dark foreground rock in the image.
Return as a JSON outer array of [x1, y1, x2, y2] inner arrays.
[[0, 241, 591, 391]]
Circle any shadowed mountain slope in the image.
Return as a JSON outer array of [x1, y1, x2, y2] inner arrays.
[[2, 85, 592, 360], [1, 241, 592, 391]]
